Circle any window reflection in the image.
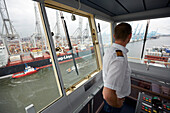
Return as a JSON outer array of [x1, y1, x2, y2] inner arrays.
[[46, 8, 98, 89], [0, 1, 62, 113]]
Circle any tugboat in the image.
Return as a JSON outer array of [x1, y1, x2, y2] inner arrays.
[[12, 64, 39, 78]]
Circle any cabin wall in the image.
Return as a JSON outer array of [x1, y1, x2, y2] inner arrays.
[[41, 71, 103, 113]]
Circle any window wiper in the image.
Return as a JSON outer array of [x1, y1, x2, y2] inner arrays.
[[60, 11, 79, 75], [141, 20, 150, 59], [98, 23, 104, 56]]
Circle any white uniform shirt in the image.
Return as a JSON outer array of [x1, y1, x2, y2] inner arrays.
[[103, 43, 131, 98]]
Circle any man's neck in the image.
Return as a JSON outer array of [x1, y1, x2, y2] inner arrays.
[[115, 41, 126, 47]]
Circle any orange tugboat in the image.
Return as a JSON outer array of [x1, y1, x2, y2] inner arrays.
[[12, 64, 39, 78]]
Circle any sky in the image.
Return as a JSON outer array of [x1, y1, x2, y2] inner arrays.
[[0, 0, 170, 40], [0, 0, 91, 39], [127, 18, 170, 35], [46, 7, 91, 38]]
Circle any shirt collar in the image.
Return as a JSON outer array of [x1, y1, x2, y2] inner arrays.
[[112, 43, 129, 53]]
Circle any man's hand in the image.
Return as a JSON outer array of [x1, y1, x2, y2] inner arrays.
[[102, 87, 124, 108], [117, 97, 125, 107]]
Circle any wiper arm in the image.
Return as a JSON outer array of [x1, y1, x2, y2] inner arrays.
[[141, 20, 150, 59], [60, 12, 79, 75], [98, 23, 104, 56]]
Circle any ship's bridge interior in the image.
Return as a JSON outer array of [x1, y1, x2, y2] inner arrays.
[[0, 0, 170, 113]]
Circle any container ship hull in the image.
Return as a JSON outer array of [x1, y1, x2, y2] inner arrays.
[[0, 48, 94, 77]]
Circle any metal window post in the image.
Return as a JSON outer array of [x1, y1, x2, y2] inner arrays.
[[38, 1, 66, 96]]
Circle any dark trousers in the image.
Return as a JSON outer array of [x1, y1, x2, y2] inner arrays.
[[101, 100, 123, 113]]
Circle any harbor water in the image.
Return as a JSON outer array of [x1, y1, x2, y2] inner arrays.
[[0, 54, 97, 113]]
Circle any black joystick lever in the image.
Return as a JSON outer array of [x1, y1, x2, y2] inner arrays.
[[152, 96, 162, 112]]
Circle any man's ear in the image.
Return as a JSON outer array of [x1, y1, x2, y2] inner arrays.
[[129, 33, 132, 40]]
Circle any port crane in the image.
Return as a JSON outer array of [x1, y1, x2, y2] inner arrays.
[[136, 24, 143, 40], [53, 10, 62, 47], [0, 0, 23, 55], [71, 17, 83, 44], [31, 3, 47, 51], [82, 23, 89, 41]]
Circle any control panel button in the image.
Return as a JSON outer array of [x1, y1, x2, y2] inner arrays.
[[153, 109, 157, 113]]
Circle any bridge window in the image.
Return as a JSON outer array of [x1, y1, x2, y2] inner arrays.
[[144, 17, 170, 68], [124, 17, 170, 69], [0, 1, 62, 113], [95, 19, 112, 53], [45, 7, 98, 92], [124, 20, 148, 63]]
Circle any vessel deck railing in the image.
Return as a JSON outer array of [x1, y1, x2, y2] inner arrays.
[[128, 57, 170, 65]]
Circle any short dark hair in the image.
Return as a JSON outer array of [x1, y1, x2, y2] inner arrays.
[[114, 23, 132, 41]]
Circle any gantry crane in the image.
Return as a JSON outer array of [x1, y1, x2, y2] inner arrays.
[[0, 0, 23, 55]]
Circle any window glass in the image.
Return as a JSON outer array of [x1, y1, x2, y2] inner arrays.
[[125, 18, 170, 68], [0, 1, 62, 113], [46, 7, 98, 89], [95, 19, 112, 52], [125, 20, 147, 63], [144, 17, 170, 68]]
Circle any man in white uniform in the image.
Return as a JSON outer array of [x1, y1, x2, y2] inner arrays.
[[102, 23, 132, 113]]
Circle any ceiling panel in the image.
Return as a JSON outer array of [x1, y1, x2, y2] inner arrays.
[[145, 0, 169, 10], [80, 0, 116, 16], [88, 0, 128, 15], [80, 0, 170, 17], [119, 0, 145, 13]]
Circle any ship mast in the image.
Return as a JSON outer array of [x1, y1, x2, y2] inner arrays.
[[0, 0, 23, 55]]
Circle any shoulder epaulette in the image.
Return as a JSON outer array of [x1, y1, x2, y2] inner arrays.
[[116, 50, 124, 57]]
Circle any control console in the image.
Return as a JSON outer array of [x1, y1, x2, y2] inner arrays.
[[135, 92, 170, 113]]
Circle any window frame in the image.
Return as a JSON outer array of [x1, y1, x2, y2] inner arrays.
[[40, 0, 102, 95]]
